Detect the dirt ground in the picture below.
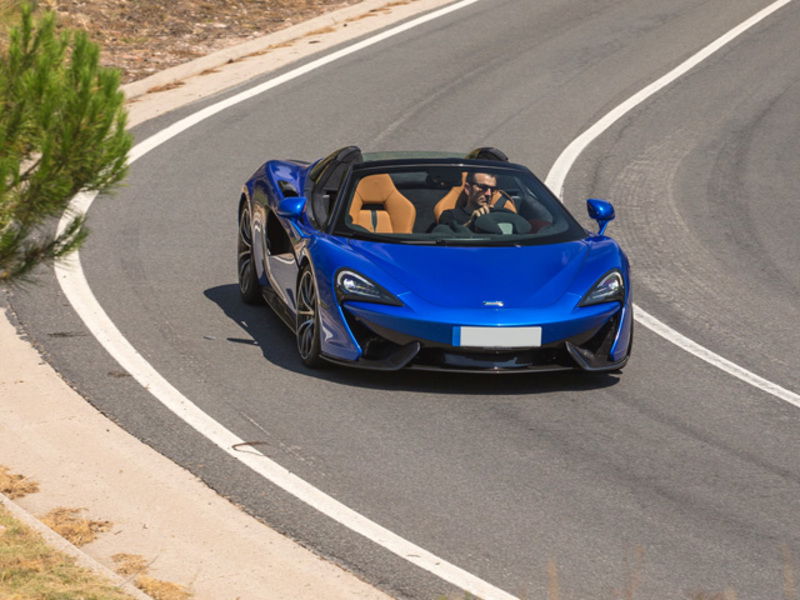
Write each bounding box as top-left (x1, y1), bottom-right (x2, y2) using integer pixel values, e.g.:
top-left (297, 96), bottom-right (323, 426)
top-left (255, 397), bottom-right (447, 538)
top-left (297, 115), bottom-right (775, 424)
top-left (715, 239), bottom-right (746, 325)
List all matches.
top-left (42, 0), bottom-right (366, 82)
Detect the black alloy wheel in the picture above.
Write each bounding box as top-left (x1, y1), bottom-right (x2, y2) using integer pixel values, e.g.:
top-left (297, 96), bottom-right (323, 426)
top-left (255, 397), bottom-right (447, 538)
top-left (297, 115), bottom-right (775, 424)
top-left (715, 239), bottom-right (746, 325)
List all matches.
top-left (237, 204), bottom-right (263, 305)
top-left (296, 265), bottom-right (325, 368)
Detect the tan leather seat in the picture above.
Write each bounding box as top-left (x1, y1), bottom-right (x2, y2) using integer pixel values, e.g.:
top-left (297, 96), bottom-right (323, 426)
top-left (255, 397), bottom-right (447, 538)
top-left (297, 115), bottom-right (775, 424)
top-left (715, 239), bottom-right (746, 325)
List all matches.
top-left (349, 174), bottom-right (416, 234)
top-left (432, 173), bottom-right (516, 222)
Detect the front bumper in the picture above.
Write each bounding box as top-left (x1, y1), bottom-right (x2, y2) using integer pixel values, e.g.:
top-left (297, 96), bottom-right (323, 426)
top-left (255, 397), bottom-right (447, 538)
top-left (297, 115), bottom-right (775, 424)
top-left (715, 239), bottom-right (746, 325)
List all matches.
top-left (321, 300), bottom-right (632, 373)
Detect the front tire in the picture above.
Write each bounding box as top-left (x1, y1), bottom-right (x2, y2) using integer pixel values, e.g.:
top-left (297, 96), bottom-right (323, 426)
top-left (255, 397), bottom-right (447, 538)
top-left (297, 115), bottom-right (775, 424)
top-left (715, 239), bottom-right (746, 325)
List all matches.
top-left (296, 265), bottom-right (325, 368)
top-left (237, 204), bottom-right (262, 305)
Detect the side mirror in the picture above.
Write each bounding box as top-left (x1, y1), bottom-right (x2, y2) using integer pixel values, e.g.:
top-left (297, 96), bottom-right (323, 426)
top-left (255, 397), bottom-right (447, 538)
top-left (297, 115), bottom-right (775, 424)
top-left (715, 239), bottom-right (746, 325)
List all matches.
top-left (277, 196), bottom-right (307, 218)
top-left (586, 198), bottom-right (615, 235)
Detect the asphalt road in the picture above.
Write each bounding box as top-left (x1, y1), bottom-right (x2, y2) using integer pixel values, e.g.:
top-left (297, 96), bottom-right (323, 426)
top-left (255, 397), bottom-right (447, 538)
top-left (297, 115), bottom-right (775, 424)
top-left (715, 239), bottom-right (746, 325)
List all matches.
top-left (10, 0), bottom-right (800, 598)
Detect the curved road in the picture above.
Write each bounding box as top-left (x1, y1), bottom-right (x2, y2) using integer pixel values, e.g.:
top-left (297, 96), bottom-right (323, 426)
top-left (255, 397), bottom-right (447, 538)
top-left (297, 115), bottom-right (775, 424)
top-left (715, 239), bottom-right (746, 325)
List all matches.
top-left (11, 0), bottom-right (800, 598)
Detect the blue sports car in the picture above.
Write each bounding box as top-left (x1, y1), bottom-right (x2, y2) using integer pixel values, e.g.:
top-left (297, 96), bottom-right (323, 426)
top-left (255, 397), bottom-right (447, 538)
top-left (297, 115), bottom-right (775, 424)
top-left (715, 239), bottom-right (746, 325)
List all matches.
top-left (237, 146), bottom-right (632, 373)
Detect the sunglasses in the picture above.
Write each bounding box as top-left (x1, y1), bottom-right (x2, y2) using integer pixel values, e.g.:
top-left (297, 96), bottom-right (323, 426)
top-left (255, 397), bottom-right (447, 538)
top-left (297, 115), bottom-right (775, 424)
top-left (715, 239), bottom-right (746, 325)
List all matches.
top-left (468, 182), bottom-right (497, 193)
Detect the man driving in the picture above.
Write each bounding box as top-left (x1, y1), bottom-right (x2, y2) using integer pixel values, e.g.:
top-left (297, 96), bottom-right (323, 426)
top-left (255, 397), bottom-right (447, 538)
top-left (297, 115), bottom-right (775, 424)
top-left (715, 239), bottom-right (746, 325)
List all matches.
top-left (438, 172), bottom-right (508, 229)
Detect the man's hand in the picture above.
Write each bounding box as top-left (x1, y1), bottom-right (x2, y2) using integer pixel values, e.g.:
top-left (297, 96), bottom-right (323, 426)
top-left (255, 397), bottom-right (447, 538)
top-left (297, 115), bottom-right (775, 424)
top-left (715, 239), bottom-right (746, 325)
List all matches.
top-left (467, 204), bottom-right (490, 224)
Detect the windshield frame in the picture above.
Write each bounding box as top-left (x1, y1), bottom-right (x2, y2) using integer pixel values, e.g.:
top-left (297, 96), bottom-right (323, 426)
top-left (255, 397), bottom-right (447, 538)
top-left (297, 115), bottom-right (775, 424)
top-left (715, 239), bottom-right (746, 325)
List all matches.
top-left (328, 158), bottom-right (587, 246)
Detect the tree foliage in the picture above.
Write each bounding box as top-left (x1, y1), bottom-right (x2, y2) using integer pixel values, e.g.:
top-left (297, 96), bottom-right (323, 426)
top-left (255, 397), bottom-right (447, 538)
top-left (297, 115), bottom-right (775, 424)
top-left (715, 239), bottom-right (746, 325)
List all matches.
top-left (0, 4), bottom-right (131, 283)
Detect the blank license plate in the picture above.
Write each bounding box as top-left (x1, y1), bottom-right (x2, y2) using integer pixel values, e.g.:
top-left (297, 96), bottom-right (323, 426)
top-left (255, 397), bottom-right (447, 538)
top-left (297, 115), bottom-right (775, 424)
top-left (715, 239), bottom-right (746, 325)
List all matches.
top-left (458, 326), bottom-right (542, 348)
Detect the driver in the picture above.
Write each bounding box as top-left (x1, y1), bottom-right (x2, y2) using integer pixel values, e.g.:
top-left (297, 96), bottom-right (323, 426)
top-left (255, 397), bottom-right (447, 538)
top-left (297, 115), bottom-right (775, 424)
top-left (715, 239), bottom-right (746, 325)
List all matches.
top-left (438, 172), bottom-right (508, 229)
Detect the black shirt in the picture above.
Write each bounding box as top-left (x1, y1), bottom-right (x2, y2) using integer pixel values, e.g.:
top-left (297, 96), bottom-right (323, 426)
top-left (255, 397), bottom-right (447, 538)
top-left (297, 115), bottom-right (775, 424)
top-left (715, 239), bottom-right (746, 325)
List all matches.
top-left (438, 207), bottom-right (472, 227)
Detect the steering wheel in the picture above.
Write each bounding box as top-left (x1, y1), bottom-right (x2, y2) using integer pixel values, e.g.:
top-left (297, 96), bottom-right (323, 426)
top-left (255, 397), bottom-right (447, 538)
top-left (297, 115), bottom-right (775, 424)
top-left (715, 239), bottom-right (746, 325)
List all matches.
top-left (472, 207), bottom-right (532, 234)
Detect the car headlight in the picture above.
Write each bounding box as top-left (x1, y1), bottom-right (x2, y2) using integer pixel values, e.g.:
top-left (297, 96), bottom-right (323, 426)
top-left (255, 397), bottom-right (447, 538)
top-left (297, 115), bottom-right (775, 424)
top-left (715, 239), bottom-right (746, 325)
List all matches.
top-left (579, 270), bottom-right (624, 306)
top-left (335, 270), bottom-right (402, 306)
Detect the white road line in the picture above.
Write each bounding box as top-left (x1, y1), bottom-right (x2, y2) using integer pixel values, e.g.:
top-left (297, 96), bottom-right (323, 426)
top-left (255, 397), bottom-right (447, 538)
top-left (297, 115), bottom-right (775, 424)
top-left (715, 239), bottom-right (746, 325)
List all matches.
top-left (56, 2), bottom-right (519, 599)
top-left (636, 307), bottom-right (800, 408)
top-left (545, 0), bottom-right (800, 410)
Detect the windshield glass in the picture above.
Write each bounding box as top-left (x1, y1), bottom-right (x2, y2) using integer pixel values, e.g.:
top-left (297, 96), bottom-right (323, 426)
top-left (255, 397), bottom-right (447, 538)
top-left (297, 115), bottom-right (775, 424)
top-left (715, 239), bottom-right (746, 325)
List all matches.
top-left (334, 164), bottom-right (586, 245)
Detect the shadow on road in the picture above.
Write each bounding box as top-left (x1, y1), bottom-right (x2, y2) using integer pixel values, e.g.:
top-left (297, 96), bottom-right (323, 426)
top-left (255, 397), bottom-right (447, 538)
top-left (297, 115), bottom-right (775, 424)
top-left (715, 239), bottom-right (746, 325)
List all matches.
top-left (204, 284), bottom-right (620, 396)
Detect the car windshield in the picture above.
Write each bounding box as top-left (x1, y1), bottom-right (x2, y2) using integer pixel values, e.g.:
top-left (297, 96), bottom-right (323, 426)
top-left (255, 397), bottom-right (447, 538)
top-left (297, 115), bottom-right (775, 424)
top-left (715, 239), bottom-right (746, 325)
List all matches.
top-left (333, 163), bottom-right (586, 246)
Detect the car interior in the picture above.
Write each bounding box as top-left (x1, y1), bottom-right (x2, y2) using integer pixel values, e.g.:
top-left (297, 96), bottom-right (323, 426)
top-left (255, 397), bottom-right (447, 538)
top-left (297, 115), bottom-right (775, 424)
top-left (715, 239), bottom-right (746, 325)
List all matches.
top-left (344, 167), bottom-right (557, 236)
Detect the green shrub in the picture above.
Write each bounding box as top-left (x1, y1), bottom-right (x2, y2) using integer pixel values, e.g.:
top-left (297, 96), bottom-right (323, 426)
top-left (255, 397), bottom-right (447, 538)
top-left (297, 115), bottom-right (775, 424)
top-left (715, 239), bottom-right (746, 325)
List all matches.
top-left (0, 3), bottom-right (131, 283)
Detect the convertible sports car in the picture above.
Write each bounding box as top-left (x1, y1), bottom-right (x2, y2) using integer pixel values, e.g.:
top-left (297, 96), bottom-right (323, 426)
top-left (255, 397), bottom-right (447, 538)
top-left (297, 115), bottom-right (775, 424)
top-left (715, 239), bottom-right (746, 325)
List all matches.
top-left (237, 146), bottom-right (632, 373)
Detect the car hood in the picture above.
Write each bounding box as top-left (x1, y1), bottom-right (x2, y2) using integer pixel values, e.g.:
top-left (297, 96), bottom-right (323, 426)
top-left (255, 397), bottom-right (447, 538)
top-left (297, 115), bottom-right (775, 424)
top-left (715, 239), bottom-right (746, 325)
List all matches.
top-left (345, 239), bottom-right (598, 309)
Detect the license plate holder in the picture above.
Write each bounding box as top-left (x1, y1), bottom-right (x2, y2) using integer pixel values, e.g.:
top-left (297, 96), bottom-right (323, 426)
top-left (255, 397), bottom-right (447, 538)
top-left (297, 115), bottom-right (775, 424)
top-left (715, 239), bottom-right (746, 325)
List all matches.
top-left (457, 326), bottom-right (542, 348)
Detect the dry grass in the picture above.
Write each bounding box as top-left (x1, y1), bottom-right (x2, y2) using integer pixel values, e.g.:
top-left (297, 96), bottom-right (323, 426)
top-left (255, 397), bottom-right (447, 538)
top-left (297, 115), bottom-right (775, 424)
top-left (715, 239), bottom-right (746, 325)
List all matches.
top-left (306, 24), bottom-right (337, 36)
top-left (113, 552), bottom-right (192, 599)
top-left (0, 465), bottom-right (40, 499)
top-left (39, 507), bottom-right (112, 546)
top-left (136, 575), bottom-right (192, 600)
top-left (0, 505), bottom-right (136, 600)
top-left (29, 510), bottom-right (192, 597)
top-left (242, 38), bottom-right (301, 59)
top-left (146, 80), bottom-right (187, 94)
top-left (112, 552), bottom-right (150, 576)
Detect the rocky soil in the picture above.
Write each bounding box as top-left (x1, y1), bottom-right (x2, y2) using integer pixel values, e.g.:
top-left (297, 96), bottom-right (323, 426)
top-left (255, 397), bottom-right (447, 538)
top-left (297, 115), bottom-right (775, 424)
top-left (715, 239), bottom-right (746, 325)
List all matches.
top-left (46, 0), bottom-right (365, 82)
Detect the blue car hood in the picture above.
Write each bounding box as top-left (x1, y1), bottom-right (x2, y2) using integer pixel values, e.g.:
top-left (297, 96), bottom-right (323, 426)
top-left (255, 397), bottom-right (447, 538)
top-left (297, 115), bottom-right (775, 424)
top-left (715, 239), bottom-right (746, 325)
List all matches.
top-left (345, 239), bottom-right (592, 309)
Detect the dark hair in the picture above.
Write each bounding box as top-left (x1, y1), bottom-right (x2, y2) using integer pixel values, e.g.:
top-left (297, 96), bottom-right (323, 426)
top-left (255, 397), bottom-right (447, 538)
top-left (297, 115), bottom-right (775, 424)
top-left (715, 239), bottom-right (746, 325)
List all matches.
top-left (466, 172), bottom-right (496, 185)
